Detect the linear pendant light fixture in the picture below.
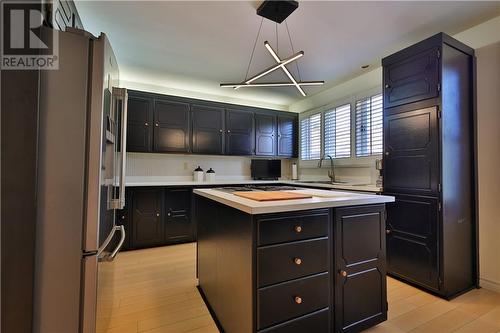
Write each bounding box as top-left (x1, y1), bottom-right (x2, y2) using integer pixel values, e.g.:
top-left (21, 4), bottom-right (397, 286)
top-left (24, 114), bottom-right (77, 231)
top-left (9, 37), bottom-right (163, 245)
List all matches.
top-left (220, 0), bottom-right (324, 97)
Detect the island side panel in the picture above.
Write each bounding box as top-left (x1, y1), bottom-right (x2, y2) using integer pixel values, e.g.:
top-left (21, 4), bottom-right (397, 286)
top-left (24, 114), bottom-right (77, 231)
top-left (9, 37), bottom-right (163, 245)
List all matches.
top-left (196, 196), bottom-right (254, 333)
top-left (333, 204), bottom-right (387, 333)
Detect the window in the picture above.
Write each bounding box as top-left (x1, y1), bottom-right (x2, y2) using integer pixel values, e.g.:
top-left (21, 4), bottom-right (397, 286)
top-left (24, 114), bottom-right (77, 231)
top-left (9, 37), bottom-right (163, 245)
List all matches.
top-left (300, 113), bottom-right (321, 160)
top-left (324, 104), bottom-right (351, 158)
top-left (355, 94), bottom-right (383, 156)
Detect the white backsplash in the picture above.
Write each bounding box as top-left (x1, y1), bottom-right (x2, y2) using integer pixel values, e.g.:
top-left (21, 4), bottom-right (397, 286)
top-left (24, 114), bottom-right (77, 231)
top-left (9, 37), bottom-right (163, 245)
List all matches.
top-left (126, 153), bottom-right (295, 181)
top-left (298, 165), bottom-right (379, 185)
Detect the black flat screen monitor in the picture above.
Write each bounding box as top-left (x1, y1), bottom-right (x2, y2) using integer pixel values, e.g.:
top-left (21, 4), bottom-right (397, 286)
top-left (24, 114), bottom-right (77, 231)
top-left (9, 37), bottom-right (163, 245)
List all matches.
top-left (251, 159), bottom-right (281, 180)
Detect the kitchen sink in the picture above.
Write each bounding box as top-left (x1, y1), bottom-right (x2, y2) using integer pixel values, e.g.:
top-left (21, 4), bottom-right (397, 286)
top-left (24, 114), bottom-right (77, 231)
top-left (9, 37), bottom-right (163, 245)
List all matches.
top-left (296, 180), bottom-right (350, 185)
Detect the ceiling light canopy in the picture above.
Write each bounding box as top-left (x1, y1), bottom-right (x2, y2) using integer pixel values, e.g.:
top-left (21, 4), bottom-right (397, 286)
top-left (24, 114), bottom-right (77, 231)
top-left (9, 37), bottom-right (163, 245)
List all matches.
top-left (220, 0), bottom-right (324, 97)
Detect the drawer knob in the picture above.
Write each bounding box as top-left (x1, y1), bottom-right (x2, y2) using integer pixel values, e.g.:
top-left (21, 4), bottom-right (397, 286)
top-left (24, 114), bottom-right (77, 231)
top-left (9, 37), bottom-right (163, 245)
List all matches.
top-left (294, 257), bottom-right (303, 265)
top-left (121, 215), bottom-right (125, 220)
top-left (386, 229), bottom-right (391, 234)
top-left (385, 84), bottom-right (390, 89)
top-left (340, 270), bottom-right (347, 277)
top-left (294, 225), bottom-right (302, 233)
top-left (294, 296), bottom-right (303, 304)
top-left (144, 122), bottom-right (149, 126)
top-left (156, 213), bottom-right (160, 217)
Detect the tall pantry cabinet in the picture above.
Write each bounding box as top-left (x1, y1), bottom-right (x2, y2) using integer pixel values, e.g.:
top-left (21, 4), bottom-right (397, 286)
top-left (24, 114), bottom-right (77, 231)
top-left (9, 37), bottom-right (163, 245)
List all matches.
top-left (382, 33), bottom-right (477, 299)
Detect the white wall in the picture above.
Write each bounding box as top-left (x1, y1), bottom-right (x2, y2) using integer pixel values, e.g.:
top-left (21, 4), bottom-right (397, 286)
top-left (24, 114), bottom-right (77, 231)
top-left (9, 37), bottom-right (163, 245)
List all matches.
top-left (126, 153), bottom-right (294, 181)
top-left (291, 15), bottom-right (500, 184)
top-left (476, 41), bottom-right (500, 293)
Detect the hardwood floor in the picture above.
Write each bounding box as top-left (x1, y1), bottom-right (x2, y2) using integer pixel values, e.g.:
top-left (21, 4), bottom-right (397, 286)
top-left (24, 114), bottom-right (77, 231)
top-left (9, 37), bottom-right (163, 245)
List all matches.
top-left (98, 243), bottom-right (500, 333)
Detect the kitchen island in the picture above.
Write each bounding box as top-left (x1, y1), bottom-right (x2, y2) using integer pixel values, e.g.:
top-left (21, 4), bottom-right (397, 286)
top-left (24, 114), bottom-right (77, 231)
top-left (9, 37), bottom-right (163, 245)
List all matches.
top-left (194, 188), bottom-right (394, 333)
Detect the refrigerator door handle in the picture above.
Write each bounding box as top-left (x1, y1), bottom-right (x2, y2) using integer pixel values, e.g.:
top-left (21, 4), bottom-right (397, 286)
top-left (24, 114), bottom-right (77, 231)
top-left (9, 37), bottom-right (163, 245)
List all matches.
top-left (109, 87), bottom-right (128, 210)
top-left (117, 87), bottom-right (128, 209)
top-left (98, 225), bottom-right (125, 262)
top-left (97, 224), bottom-right (119, 256)
top-left (109, 225), bottom-right (126, 260)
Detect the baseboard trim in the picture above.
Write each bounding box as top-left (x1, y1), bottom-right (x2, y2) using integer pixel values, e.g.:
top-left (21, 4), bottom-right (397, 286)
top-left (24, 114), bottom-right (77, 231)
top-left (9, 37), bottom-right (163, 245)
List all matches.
top-left (480, 277), bottom-right (500, 293)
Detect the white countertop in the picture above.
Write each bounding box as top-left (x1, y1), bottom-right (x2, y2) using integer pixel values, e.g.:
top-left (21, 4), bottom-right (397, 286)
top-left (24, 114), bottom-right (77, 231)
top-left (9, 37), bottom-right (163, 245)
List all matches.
top-left (125, 177), bottom-right (382, 193)
top-left (193, 188), bottom-right (394, 215)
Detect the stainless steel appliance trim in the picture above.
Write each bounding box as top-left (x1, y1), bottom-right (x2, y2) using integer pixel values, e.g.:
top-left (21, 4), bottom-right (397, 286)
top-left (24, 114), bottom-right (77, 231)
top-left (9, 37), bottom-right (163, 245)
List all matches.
top-left (81, 255), bottom-right (98, 333)
top-left (108, 87), bottom-right (128, 210)
top-left (84, 33), bottom-right (106, 252)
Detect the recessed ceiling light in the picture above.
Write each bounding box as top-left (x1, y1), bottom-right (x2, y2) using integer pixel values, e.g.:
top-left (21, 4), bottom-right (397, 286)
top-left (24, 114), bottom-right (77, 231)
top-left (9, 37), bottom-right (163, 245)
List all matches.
top-left (361, 64), bottom-right (370, 69)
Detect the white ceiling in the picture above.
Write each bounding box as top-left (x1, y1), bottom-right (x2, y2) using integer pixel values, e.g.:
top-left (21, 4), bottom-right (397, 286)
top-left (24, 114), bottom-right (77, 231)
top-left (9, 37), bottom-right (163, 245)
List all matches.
top-left (76, 1), bottom-right (500, 107)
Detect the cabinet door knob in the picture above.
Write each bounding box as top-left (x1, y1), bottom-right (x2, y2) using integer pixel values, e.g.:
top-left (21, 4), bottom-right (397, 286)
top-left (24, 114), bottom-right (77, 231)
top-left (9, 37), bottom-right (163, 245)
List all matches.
top-left (386, 229), bottom-right (391, 234)
top-left (144, 122), bottom-right (149, 126)
top-left (294, 225), bottom-right (302, 233)
top-left (155, 123), bottom-right (159, 127)
top-left (294, 257), bottom-right (302, 265)
top-left (227, 129), bottom-right (231, 133)
top-left (385, 151), bottom-right (390, 156)
top-left (167, 212), bottom-right (171, 217)
top-left (294, 296), bottom-right (303, 304)
top-left (340, 270), bottom-right (347, 277)
top-left (219, 129), bottom-right (223, 133)
top-left (156, 213), bottom-right (160, 217)
top-left (121, 215), bottom-right (125, 220)
top-left (385, 84), bottom-right (390, 89)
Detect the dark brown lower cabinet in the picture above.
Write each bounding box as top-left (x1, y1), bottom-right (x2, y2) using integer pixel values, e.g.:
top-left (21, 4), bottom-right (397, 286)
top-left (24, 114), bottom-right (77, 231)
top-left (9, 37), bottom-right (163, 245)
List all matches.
top-left (334, 205), bottom-right (387, 333)
top-left (196, 197), bottom-right (388, 333)
top-left (165, 188), bottom-right (194, 243)
top-left (122, 187), bottom-right (194, 249)
top-left (131, 188), bottom-right (164, 248)
top-left (385, 193), bottom-right (439, 291)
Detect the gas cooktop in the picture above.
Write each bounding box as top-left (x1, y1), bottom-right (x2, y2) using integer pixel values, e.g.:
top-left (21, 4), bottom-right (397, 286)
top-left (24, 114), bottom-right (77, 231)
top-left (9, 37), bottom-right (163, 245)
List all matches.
top-left (215, 185), bottom-right (298, 193)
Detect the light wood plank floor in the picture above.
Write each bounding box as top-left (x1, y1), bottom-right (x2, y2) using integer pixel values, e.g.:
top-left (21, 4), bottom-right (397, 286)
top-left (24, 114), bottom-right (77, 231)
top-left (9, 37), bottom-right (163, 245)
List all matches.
top-left (97, 243), bottom-right (500, 333)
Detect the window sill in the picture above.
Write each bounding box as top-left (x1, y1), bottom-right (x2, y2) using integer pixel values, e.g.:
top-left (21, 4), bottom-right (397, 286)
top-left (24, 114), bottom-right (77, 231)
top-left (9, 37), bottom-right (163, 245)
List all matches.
top-left (299, 155), bottom-right (381, 169)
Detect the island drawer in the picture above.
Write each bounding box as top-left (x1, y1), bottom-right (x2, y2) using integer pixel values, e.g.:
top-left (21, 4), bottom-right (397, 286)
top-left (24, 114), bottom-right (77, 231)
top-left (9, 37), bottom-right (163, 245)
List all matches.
top-left (257, 272), bottom-right (330, 330)
top-left (257, 209), bottom-right (329, 246)
top-left (258, 238), bottom-right (329, 287)
top-left (258, 308), bottom-right (330, 333)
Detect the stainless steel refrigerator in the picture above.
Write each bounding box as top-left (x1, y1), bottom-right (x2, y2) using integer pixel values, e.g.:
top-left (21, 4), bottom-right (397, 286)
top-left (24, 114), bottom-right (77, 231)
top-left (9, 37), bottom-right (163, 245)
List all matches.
top-left (33, 27), bottom-right (128, 333)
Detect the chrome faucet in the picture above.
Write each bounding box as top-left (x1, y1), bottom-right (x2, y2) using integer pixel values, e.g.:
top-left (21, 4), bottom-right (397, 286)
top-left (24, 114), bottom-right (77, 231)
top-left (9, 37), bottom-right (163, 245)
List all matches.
top-left (318, 154), bottom-right (336, 183)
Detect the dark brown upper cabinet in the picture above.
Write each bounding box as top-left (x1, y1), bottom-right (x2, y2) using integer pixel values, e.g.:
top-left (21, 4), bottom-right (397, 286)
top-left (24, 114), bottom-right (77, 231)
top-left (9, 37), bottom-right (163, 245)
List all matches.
top-left (192, 104), bottom-right (225, 155)
top-left (255, 113), bottom-right (277, 156)
top-left (127, 95), bottom-right (153, 152)
top-left (277, 114), bottom-right (298, 157)
top-left (153, 98), bottom-right (190, 153)
top-left (383, 46), bottom-right (440, 109)
top-left (225, 108), bottom-right (255, 155)
top-left (125, 90), bottom-right (298, 158)
top-left (383, 106), bottom-right (439, 196)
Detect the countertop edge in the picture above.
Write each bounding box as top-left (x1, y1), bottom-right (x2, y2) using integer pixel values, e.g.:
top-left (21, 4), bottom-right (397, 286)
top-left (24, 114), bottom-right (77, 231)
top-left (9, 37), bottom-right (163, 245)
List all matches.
top-left (193, 189), bottom-right (394, 215)
top-left (125, 178), bottom-right (383, 193)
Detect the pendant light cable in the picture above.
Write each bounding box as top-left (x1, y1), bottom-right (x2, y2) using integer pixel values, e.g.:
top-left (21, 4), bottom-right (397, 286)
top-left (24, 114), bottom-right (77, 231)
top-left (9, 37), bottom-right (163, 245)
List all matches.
top-left (244, 17), bottom-right (264, 81)
top-left (275, 22), bottom-right (279, 56)
top-left (285, 20), bottom-right (302, 81)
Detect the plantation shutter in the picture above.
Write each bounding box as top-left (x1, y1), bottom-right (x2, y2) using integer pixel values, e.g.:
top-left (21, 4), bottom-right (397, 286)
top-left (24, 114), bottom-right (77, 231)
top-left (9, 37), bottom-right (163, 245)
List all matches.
top-left (300, 113), bottom-right (321, 160)
top-left (324, 104), bottom-right (351, 158)
top-left (355, 94), bottom-right (383, 156)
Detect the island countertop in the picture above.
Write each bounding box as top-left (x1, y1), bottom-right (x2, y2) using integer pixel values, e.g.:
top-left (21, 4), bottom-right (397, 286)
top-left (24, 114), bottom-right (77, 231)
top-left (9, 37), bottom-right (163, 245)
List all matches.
top-left (193, 188), bottom-right (394, 214)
